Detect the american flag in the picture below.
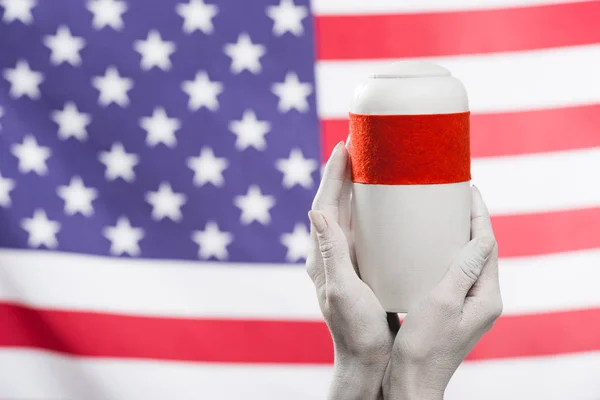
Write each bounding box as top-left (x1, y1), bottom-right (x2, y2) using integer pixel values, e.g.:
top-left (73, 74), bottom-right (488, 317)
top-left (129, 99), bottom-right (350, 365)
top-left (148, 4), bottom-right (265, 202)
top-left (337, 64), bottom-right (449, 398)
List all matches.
top-left (0, 0), bottom-right (599, 398)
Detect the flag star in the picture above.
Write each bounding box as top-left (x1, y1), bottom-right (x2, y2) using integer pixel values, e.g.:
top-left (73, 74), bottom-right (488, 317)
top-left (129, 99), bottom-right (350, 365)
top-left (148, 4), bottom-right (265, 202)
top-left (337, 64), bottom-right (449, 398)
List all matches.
top-left (52, 102), bottom-right (91, 141)
top-left (234, 185), bottom-right (276, 225)
top-left (229, 110), bottom-right (270, 151)
top-left (271, 72), bottom-right (312, 113)
top-left (0, 172), bottom-right (15, 207)
top-left (192, 221), bottom-right (232, 260)
top-left (139, 107), bottom-right (181, 148)
top-left (43, 25), bottom-right (86, 66)
top-left (11, 135), bottom-right (51, 175)
top-left (281, 223), bottom-right (310, 262)
top-left (223, 33), bottom-right (266, 75)
top-left (87, 0), bottom-right (127, 30)
top-left (276, 148), bottom-right (318, 189)
top-left (3, 60), bottom-right (44, 100)
top-left (57, 176), bottom-right (98, 217)
top-left (134, 30), bottom-right (176, 71)
top-left (21, 209), bottom-right (60, 249)
top-left (0, 0), bottom-right (36, 24)
top-left (145, 182), bottom-right (187, 222)
top-left (176, 0), bottom-right (218, 35)
top-left (181, 71), bottom-right (222, 111)
top-left (98, 142), bottom-right (139, 182)
top-left (266, 0), bottom-right (308, 37)
top-left (92, 66), bottom-right (133, 107)
top-left (103, 216), bottom-right (144, 256)
top-left (187, 147), bottom-right (228, 187)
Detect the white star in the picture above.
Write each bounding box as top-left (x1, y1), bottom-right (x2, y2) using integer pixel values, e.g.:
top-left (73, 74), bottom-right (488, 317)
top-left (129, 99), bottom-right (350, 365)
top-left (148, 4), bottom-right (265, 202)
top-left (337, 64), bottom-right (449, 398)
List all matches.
top-left (276, 148), bottom-right (318, 189)
top-left (57, 176), bottom-right (98, 217)
top-left (51, 102), bottom-right (91, 141)
top-left (98, 142), bottom-right (139, 182)
top-left (0, 106), bottom-right (4, 131)
top-left (3, 60), bottom-right (44, 100)
top-left (271, 72), bottom-right (312, 113)
top-left (87, 0), bottom-right (127, 30)
top-left (139, 107), bottom-right (181, 148)
top-left (176, 0), bottom-right (218, 35)
top-left (0, 0), bottom-right (36, 24)
top-left (229, 110), bottom-right (270, 151)
top-left (266, 0), bottom-right (307, 37)
top-left (92, 66), bottom-right (133, 107)
top-left (234, 185), bottom-right (276, 225)
top-left (186, 147), bottom-right (228, 187)
top-left (223, 33), bottom-right (266, 75)
top-left (134, 30), bottom-right (176, 71)
top-left (145, 182), bottom-right (187, 222)
top-left (191, 221), bottom-right (232, 260)
top-left (0, 171), bottom-right (15, 208)
top-left (103, 216), bottom-right (144, 256)
top-left (43, 25), bottom-right (86, 66)
top-left (11, 135), bottom-right (51, 175)
top-left (280, 223), bottom-right (310, 262)
top-left (21, 209), bottom-right (60, 249)
top-left (181, 71), bottom-right (222, 111)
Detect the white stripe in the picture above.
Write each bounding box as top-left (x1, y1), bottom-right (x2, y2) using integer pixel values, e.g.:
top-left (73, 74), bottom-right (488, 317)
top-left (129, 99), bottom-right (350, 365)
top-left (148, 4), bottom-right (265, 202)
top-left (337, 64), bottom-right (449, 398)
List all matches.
top-left (311, 0), bottom-right (592, 15)
top-left (1, 248), bottom-right (600, 318)
top-left (316, 44), bottom-right (600, 118)
top-left (1, 348), bottom-right (599, 400)
top-left (472, 147), bottom-right (600, 215)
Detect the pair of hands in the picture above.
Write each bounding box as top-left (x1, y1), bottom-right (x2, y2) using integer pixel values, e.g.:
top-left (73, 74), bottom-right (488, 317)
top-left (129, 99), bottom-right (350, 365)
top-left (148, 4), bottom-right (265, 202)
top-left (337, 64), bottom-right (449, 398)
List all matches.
top-left (306, 142), bottom-right (503, 400)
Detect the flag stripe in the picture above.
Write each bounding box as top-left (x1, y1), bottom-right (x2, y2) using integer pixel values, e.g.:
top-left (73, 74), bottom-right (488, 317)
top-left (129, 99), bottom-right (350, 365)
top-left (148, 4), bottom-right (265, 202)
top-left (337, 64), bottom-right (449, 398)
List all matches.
top-left (0, 349), bottom-right (333, 400)
top-left (2, 249), bottom-right (600, 319)
top-left (472, 147), bottom-right (600, 215)
top-left (315, 1), bottom-right (600, 60)
top-left (315, 44), bottom-right (600, 118)
top-left (2, 349), bottom-right (599, 400)
top-left (321, 104), bottom-right (600, 161)
top-left (1, 302), bottom-right (599, 363)
top-left (311, 0), bottom-right (594, 15)
top-left (493, 207), bottom-right (600, 257)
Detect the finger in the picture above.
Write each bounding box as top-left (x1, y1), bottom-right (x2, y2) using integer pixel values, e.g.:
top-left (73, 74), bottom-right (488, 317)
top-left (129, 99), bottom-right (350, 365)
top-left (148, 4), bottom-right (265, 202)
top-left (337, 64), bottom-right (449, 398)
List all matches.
top-left (306, 225), bottom-right (326, 304)
top-left (432, 236), bottom-right (496, 306)
top-left (466, 186), bottom-right (501, 299)
top-left (312, 142), bottom-right (348, 222)
top-left (308, 210), bottom-right (356, 295)
top-left (338, 145), bottom-right (352, 233)
top-left (307, 142), bottom-right (348, 303)
top-left (471, 185), bottom-right (494, 240)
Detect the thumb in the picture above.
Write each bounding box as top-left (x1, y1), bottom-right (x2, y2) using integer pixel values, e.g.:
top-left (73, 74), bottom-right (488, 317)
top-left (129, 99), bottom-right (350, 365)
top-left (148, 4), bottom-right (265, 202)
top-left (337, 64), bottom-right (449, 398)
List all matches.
top-left (308, 210), bottom-right (355, 288)
top-left (434, 236), bottom-right (496, 304)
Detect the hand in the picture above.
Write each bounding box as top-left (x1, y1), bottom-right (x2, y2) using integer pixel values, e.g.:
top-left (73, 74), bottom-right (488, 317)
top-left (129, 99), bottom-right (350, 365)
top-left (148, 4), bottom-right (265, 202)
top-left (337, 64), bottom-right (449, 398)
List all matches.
top-left (307, 142), bottom-right (397, 400)
top-left (384, 186), bottom-right (503, 400)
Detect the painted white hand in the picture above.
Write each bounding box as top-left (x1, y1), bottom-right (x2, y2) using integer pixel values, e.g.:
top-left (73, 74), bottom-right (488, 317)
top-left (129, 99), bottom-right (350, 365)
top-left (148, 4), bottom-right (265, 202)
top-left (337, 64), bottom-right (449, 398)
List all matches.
top-left (307, 142), bottom-right (397, 400)
top-left (384, 186), bottom-right (503, 400)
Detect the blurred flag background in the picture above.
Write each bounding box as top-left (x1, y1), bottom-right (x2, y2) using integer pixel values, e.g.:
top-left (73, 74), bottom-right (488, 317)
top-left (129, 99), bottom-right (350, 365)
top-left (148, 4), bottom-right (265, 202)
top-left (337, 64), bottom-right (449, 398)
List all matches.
top-left (0, 0), bottom-right (599, 398)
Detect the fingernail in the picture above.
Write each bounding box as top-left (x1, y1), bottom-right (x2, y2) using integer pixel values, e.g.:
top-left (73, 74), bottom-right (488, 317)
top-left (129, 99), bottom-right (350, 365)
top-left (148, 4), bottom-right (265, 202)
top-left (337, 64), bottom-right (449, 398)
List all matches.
top-left (478, 236), bottom-right (495, 260)
top-left (308, 210), bottom-right (328, 234)
top-left (332, 141), bottom-right (344, 156)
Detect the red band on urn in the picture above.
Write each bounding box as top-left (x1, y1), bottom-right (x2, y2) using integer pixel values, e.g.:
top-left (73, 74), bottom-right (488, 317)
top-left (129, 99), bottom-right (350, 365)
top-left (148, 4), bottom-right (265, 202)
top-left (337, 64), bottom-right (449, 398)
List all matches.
top-left (349, 112), bottom-right (471, 185)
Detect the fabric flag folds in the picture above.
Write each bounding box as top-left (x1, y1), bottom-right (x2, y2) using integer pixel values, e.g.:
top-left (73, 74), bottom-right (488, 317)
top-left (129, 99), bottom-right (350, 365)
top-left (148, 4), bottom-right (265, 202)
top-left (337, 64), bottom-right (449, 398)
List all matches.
top-left (0, 0), bottom-right (599, 398)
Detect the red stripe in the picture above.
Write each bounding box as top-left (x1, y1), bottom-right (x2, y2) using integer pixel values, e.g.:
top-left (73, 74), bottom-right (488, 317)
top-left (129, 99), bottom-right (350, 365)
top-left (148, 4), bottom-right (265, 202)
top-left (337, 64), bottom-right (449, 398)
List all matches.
top-left (321, 104), bottom-right (600, 162)
top-left (468, 308), bottom-right (600, 360)
top-left (315, 1), bottom-right (600, 60)
top-left (0, 303), bottom-right (598, 363)
top-left (493, 207), bottom-right (600, 258)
